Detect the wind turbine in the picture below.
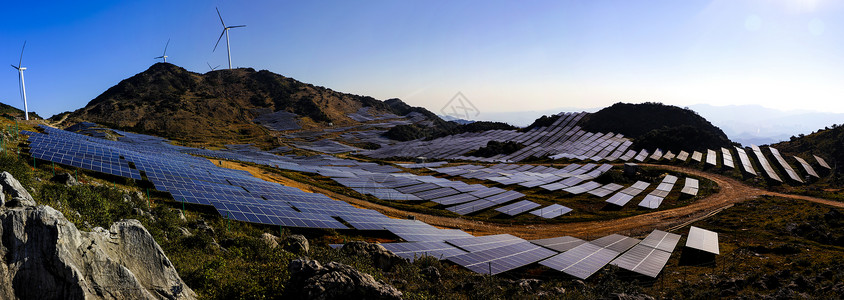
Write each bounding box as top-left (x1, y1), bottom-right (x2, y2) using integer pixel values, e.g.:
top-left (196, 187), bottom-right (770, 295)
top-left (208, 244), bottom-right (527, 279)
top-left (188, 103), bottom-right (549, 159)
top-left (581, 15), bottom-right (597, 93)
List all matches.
top-left (10, 41), bottom-right (29, 120)
top-left (155, 39), bottom-right (170, 62)
top-left (207, 62), bottom-right (220, 71)
top-left (213, 7), bottom-right (246, 70)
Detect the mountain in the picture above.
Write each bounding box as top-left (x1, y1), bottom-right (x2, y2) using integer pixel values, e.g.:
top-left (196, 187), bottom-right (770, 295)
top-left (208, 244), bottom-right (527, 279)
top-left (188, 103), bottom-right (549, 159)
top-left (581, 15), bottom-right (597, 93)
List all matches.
top-left (688, 104), bottom-right (844, 146)
top-left (579, 102), bottom-right (733, 152)
top-left (53, 63), bottom-right (434, 145)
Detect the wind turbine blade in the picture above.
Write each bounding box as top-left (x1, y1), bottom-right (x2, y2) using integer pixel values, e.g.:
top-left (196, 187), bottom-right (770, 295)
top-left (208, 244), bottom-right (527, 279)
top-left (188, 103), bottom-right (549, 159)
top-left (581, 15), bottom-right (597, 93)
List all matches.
top-left (163, 38), bottom-right (170, 55)
top-left (11, 64), bottom-right (18, 70)
top-left (18, 41), bottom-right (26, 67)
top-left (213, 30), bottom-right (226, 52)
top-left (216, 7), bottom-right (226, 28)
top-left (229, 25), bottom-right (246, 29)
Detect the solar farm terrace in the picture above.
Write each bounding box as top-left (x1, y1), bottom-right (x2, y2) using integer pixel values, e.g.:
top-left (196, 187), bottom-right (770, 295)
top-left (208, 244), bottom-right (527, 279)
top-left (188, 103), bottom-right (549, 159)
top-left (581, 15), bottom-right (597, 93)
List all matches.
top-left (20, 118), bottom-right (831, 280)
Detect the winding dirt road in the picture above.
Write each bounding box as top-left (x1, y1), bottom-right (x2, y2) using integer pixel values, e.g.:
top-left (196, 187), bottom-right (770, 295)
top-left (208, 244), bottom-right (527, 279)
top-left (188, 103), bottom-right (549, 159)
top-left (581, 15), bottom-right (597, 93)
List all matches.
top-left (222, 161), bottom-right (842, 240)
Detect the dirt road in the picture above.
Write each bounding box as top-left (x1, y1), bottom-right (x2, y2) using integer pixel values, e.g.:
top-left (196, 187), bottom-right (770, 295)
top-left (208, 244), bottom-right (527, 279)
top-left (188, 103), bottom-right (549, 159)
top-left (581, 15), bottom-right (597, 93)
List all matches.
top-left (222, 161), bottom-right (842, 240)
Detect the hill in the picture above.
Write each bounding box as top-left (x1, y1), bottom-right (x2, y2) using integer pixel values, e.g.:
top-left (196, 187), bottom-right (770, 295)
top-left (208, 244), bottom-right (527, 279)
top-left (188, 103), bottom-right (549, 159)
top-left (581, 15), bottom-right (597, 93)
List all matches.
top-left (772, 125), bottom-right (842, 178)
top-left (53, 63), bottom-right (438, 145)
top-left (579, 102), bottom-right (733, 152)
top-left (0, 101), bottom-right (42, 120)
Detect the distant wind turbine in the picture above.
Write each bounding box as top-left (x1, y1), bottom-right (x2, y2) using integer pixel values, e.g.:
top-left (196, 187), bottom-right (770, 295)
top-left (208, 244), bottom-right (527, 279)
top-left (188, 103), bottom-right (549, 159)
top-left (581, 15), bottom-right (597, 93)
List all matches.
top-left (10, 41), bottom-right (29, 120)
top-left (155, 39), bottom-right (170, 62)
top-left (207, 62), bottom-right (220, 71)
top-left (213, 7), bottom-right (246, 70)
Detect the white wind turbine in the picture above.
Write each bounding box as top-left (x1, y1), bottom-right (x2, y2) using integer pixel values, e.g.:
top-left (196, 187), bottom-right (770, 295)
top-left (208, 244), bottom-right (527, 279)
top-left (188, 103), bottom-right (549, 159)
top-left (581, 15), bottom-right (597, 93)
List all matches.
top-left (10, 41), bottom-right (29, 120)
top-left (155, 39), bottom-right (170, 62)
top-left (213, 7), bottom-right (246, 70)
top-left (207, 62), bottom-right (220, 71)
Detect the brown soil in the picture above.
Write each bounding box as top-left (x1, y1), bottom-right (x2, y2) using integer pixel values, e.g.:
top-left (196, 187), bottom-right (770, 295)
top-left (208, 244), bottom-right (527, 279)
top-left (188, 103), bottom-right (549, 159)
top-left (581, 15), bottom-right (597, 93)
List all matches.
top-left (217, 160), bottom-right (843, 240)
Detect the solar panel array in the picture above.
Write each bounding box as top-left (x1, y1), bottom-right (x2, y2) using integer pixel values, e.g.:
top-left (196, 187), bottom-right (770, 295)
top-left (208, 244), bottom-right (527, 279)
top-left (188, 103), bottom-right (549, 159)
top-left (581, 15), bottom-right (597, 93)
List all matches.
top-left (815, 155), bottom-right (831, 169)
top-left (539, 234), bottom-right (639, 279)
top-left (686, 226), bottom-right (720, 255)
top-left (364, 112), bottom-right (632, 163)
top-left (691, 151), bottom-right (703, 163)
top-left (610, 230), bottom-right (681, 277)
top-left (751, 145), bottom-right (782, 182)
top-left (768, 147), bottom-right (802, 183)
top-left (705, 149), bottom-right (717, 166)
top-left (680, 178), bottom-right (699, 196)
top-left (606, 181), bottom-right (649, 207)
top-left (638, 175), bottom-right (678, 209)
top-left (676, 151), bottom-right (689, 162)
top-left (721, 147), bottom-right (735, 168)
top-left (530, 204), bottom-right (573, 219)
top-left (793, 156), bottom-right (819, 178)
top-left (734, 147), bottom-right (757, 175)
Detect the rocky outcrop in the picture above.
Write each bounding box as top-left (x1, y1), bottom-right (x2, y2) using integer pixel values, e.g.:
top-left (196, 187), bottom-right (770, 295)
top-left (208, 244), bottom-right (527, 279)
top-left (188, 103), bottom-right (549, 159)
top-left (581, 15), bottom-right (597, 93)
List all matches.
top-left (51, 173), bottom-right (80, 187)
top-left (0, 171), bottom-right (36, 207)
top-left (288, 259), bottom-right (402, 300)
top-left (282, 234), bottom-right (309, 253)
top-left (0, 204), bottom-right (196, 299)
top-left (340, 241), bottom-right (406, 271)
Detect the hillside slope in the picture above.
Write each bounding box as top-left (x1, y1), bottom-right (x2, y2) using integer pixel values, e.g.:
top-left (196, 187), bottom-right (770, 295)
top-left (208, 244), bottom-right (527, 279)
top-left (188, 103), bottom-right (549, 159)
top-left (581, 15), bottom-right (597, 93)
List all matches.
top-left (54, 63), bottom-right (429, 145)
top-left (579, 102), bottom-right (733, 151)
top-left (773, 125), bottom-right (841, 177)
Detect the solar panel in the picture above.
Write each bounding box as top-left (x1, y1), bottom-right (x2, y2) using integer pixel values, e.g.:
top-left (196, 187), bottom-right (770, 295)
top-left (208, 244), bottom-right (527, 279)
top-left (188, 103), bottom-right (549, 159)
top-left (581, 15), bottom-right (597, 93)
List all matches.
top-left (379, 241), bottom-right (468, 261)
top-left (530, 236), bottom-right (586, 252)
top-left (691, 151), bottom-right (703, 162)
top-left (495, 200), bottom-right (541, 216)
top-left (676, 151), bottom-right (689, 162)
top-left (610, 244), bottom-right (672, 278)
top-left (751, 145), bottom-right (782, 182)
top-left (638, 230), bottom-right (681, 252)
top-left (446, 234), bottom-right (525, 252)
top-left (446, 199), bottom-right (497, 215)
top-left (734, 147), bottom-right (757, 175)
top-left (447, 241), bottom-right (558, 275)
top-left (705, 149), bottom-right (717, 166)
top-left (539, 242), bottom-right (620, 280)
top-left (431, 193), bottom-right (479, 205)
top-left (388, 226), bottom-right (474, 242)
top-left (587, 183), bottom-right (624, 197)
top-left (680, 178), bottom-right (699, 196)
top-left (793, 156), bottom-right (819, 178)
top-left (768, 147), bottom-right (802, 183)
top-left (589, 234), bottom-right (640, 253)
top-left (815, 155), bottom-right (831, 169)
top-left (686, 226), bottom-right (720, 255)
top-left (530, 204), bottom-right (572, 219)
top-left (721, 147), bottom-right (735, 169)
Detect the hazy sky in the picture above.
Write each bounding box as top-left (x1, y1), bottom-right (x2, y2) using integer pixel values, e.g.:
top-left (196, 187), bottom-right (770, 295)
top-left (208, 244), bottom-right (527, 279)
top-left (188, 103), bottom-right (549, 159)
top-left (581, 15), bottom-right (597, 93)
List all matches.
top-left (2, 0), bottom-right (843, 119)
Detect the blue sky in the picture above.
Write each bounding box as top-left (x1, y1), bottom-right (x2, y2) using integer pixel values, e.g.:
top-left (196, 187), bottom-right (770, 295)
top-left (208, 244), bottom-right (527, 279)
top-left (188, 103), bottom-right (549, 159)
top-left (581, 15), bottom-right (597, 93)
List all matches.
top-left (2, 0), bottom-right (843, 120)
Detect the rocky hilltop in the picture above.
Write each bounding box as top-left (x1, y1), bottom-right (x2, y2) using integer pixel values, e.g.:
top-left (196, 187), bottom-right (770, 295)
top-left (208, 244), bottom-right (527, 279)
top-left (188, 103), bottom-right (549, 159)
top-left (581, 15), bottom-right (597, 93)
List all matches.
top-left (54, 63), bottom-right (437, 145)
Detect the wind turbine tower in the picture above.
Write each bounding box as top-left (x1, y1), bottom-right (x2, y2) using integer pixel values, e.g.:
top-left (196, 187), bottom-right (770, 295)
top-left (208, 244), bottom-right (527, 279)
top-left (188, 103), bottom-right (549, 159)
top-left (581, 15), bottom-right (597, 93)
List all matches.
top-left (155, 39), bottom-right (170, 62)
top-left (10, 41), bottom-right (29, 120)
top-left (213, 7), bottom-right (246, 70)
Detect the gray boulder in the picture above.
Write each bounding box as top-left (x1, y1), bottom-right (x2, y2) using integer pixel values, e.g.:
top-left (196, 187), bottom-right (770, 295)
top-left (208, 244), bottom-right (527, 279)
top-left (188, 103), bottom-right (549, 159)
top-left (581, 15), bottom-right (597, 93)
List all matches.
top-left (0, 205), bottom-right (196, 299)
top-left (341, 241), bottom-right (407, 271)
top-left (288, 258), bottom-right (402, 300)
top-left (262, 233), bottom-right (280, 249)
top-left (282, 234), bottom-right (309, 253)
top-left (51, 173), bottom-right (79, 187)
top-left (0, 172), bottom-right (35, 207)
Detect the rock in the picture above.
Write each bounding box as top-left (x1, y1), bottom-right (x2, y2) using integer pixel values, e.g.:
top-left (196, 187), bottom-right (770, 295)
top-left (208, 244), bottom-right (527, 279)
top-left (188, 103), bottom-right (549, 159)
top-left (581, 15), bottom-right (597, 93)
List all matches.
top-left (340, 241), bottom-right (407, 271)
top-left (420, 266), bottom-right (440, 282)
top-left (0, 172), bottom-right (36, 207)
top-left (176, 209), bottom-right (187, 222)
top-left (288, 258), bottom-right (402, 300)
top-left (262, 233), bottom-right (280, 249)
top-left (178, 227), bottom-right (193, 237)
top-left (51, 173), bottom-right (79, 186)
top-left (282, 234), bottom-right (309, 253)
top-left (122, 194), bottom-right (132, 203)
top-left (0, 205), bottom-right (196, 299)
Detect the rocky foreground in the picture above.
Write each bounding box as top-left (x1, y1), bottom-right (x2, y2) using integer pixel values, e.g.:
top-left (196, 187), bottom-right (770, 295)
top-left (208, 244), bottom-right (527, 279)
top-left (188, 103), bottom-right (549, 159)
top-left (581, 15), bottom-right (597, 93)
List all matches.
top-left (0, 172), bottom-right (195, 300)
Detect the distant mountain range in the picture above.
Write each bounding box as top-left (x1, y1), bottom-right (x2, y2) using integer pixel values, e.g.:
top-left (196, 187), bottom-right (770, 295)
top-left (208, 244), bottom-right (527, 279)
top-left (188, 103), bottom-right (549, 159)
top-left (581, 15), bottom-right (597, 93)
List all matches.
top-left (687, 104), bottom-right (844, 146)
